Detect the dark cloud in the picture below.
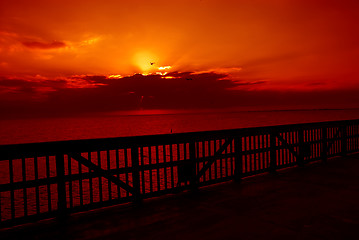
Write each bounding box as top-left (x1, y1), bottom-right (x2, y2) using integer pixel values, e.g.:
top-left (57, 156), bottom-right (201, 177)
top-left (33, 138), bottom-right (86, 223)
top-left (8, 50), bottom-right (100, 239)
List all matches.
top-left (22, 40), bottom-right (66, 49)
top-left (0, 72), bottom-right (358, 119)
top-left (0, 78), bottom-right (33, 87)
top-left (72, 75), bottom-right (108, 83)
top-left (0, 78), bottom-right (67, 89)
top-left (44, 72), bottom-right (237, 112)
top-left (235, 80), bottom-right (267, 86)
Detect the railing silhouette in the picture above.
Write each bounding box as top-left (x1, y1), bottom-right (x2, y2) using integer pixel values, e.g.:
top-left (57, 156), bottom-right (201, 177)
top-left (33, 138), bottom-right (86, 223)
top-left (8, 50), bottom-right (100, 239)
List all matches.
top-left (0, 119), bottom-right (358, 228)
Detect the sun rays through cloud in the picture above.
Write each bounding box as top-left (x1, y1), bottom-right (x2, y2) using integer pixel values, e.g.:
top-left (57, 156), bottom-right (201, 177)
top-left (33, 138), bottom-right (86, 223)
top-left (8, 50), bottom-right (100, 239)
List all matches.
top-left (0, 0), bottom-right (358, 118)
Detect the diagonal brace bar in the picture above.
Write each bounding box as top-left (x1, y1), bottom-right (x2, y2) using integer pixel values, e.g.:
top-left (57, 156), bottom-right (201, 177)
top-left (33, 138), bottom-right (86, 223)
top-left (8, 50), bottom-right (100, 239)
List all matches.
top-left (68, 153), bottom-right (134, 194)
top-left (275, 133), bottom-right (299, 159)
top-left (196, 137), bottom-right (234, 181)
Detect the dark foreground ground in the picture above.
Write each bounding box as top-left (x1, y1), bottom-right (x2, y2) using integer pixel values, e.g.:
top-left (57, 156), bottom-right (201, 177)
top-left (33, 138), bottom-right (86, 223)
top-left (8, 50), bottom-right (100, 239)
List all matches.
top-left (2, 154), bottom-right (359, 240)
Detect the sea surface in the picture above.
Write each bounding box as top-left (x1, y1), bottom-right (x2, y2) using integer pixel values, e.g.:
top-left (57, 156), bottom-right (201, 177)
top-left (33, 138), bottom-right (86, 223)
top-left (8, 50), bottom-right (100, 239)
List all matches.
top-left (1, 109), bottom-right (359, 145)
top-left (1, 108), bottom-right (359, 221)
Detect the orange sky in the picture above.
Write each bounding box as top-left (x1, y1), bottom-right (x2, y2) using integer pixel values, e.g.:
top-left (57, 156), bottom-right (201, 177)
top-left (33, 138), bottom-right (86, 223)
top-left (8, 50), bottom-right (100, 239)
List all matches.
top-left (1, 0), bottom-right (359, 117)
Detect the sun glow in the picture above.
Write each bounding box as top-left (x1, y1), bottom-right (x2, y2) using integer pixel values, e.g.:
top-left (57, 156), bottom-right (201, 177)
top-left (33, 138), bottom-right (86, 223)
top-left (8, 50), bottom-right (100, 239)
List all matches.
top-left (132, 52), bottom-right (174, 76)
top-left (158, 66), bottom-right (171, 70)
top-left (133, 52), bottom-right (159, 72)
top-left (107, 74), bottom-right (122, 79)
top-left (155, 71), bottom-right (168, 75)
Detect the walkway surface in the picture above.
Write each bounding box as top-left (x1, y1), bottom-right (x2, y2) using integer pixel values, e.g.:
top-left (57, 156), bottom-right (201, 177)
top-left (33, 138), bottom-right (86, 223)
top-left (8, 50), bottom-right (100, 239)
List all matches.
top-left (2, 154), bottom-right (359, 240)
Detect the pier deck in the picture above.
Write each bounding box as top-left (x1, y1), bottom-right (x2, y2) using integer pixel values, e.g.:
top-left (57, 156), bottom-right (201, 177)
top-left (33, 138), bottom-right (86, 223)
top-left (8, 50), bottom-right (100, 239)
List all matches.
top-left (3, 153), bottom-right (359, 240)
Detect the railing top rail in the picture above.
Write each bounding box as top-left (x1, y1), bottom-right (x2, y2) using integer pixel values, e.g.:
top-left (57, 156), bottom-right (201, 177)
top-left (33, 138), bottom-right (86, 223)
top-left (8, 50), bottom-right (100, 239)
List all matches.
top-left (0, 119), bottom-right (358, 160)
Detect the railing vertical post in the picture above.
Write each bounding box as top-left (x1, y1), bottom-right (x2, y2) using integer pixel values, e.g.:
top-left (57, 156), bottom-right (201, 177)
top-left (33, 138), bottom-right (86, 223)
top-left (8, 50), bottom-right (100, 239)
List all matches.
top-left (270, 131), bottom-right (277, 173)
top-left (322, 127), bottom-right (327, 163)
top-left (55, 153), bottom-right (67, 220)
top-left (298, 129), bottom-right (305, 167)
top-left (234, 136), bottom-right (242, 182)
top-left (341, 125), bottom-right (347, 156)
top-left (189, 141), bottom-right (198, 190)
top-left (131, 145), bottom-right (142, 203)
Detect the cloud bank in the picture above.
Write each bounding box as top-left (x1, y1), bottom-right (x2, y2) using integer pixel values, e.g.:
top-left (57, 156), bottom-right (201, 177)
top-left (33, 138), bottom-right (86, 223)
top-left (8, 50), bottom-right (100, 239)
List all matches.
top-left (1, 72), bottom-right (358, 119)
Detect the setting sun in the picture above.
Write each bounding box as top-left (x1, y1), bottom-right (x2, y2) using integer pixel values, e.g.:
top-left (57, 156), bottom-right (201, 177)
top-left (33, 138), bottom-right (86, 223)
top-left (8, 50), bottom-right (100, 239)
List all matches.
top-left (133, 52), bottom-right (159, 73)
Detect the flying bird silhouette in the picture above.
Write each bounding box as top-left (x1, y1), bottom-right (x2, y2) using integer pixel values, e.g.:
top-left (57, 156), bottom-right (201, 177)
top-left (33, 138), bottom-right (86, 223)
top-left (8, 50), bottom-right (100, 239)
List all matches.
top-left (150, 62), bottom-right (155, 65)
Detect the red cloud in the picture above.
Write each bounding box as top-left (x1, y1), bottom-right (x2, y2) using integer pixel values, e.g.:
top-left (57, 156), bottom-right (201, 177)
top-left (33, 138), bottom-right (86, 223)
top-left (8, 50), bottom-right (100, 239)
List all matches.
top-left (22, 41), bottom-right (66, 49)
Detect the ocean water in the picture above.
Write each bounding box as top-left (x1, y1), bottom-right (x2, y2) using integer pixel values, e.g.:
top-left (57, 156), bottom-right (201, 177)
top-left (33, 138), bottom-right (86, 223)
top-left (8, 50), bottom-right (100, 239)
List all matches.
top-left (1, 109), bottom-right (359, 145)
top-left (1, 108), bottom-right (359, 222)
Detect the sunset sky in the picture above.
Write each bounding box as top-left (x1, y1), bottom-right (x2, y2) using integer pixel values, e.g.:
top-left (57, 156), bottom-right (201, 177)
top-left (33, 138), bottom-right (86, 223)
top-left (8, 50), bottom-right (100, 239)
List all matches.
top-left (1, 0), bottom-right (359, 118)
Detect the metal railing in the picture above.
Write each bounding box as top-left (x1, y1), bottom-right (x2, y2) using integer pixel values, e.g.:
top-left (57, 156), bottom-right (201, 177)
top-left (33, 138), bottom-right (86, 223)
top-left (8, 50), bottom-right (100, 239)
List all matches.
top-left (0, 119), bottom-right (358, 228)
